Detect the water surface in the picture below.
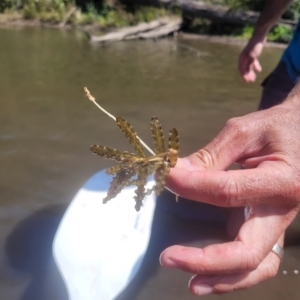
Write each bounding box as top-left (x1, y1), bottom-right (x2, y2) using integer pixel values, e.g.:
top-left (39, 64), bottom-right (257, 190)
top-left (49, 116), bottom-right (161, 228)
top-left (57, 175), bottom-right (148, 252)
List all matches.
top-left (0, 27), bottom-right (299, 300)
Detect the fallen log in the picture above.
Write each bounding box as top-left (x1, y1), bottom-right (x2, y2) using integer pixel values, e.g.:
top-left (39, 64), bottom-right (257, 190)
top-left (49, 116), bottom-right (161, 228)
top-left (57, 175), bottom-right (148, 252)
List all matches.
top-left (87, 17), bottom-right (181, 43)
top-left (136, 19), bottom-right (181, 39)
top-left (121, 0), bottom-right (297, 27)
top-left (88, 19), bottom-right (166, 42)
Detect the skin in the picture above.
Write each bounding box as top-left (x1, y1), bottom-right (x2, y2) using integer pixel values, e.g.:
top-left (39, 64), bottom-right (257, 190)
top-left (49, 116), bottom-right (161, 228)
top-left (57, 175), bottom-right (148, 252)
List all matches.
top-left (160, 1), bottom-right (298, 295)
top-left (160, 81), bottom-right (300, 296)
top-left (239, 0), bottom-right (293, 82)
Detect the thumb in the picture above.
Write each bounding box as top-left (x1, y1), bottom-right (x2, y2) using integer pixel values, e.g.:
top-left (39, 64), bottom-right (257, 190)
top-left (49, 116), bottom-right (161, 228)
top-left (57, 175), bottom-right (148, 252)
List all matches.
top-left (253, 59), bottom-right (262, 73)
top-left (182, 116), bottom-right (260, 172)
top-left (166, 114), bottom-right (276, 206)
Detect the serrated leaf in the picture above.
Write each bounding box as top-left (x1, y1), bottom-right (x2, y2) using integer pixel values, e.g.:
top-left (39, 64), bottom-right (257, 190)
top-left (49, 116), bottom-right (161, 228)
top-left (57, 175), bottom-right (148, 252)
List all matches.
top-left (150, 116), bottom-right (166, 155)
top-left (168, 128), bottom-right (179, 151)
top-left (168, 128), bottom-right (179, 167)
top-left (91, 145), bottom-right (140, 163)
top-left (91, 116), bottom-right (179, 211)
top-left (103, 166), bottom-right (138, 203)
top-left (148, 163), bottom-right (170, 196)
top-left (133, 168), bottom-right (148, 211)
top-left (90, 145), bottom-right (124, 161)
top-left (116, 116), bottom-right (146, 158)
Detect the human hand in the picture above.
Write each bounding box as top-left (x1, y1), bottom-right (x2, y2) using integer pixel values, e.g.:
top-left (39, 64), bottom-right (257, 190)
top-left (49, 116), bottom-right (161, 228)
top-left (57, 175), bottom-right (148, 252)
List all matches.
top-left (160, 95), bottom-right (300, 294)
top-left (160, 203), bottom-right (298, 295)
top-left (239, 38), bottom-right (265, 83)
top-left (166, 97), bottom-right (300, 207)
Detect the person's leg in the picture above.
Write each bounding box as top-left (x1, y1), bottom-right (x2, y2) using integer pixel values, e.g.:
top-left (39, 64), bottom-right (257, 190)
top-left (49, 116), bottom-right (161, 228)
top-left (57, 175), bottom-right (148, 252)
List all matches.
top-left (259, 60), bottom-right (295, 110)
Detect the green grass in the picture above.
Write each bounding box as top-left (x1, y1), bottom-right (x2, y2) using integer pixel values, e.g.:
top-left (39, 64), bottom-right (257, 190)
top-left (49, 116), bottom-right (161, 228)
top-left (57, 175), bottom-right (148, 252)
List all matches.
top-left (267, 25), bottom-right (293, 43)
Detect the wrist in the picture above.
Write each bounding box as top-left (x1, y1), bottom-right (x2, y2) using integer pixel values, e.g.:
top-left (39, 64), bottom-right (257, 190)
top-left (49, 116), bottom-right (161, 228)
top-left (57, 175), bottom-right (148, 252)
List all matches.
top-left (248, 34), bottom-right (267, 46)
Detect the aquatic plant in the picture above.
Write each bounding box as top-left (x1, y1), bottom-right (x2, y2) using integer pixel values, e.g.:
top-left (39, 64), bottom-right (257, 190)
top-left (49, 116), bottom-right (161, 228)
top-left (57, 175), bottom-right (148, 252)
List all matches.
top-left (84, 88), bottom-right (179, 211)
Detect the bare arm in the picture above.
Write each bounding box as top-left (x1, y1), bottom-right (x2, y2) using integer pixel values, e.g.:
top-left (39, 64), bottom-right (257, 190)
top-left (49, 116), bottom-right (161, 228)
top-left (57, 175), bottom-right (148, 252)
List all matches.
top-left (250, 0), bottom-right (293, 42)
top-left (239, 0), bottom-right (293, 82)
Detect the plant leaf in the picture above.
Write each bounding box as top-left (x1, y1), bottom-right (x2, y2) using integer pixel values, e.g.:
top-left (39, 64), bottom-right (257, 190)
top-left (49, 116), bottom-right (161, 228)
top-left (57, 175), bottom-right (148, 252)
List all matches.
top-left (168, 128), bottom-right (179, 167)
top-left (90, 145), bottom-right (124, 161)
top-left (116, 117), bottom-right (146, 158)
top-left (150, 116), bottom-right (166, 155)
top-left (91, 145), bottom-right (139, 162)
top-left (152, 163), bottom-right (170, 196)
top-left (90, 116), bottom-right (179, 211)
top-left (103, 165), bottom-right (139, 203)
top-left (133, 167), bottom-right (148, 211)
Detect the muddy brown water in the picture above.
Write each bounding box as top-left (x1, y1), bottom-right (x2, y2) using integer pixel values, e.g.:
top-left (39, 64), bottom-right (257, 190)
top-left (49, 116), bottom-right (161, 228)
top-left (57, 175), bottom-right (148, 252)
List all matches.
top-left (0, 27), bottom-right (300, 300)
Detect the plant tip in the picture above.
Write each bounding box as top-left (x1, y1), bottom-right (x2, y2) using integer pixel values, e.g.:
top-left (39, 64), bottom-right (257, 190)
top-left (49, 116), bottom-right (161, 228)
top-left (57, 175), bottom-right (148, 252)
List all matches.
top-left (84, 87), bottom-right (95, 102)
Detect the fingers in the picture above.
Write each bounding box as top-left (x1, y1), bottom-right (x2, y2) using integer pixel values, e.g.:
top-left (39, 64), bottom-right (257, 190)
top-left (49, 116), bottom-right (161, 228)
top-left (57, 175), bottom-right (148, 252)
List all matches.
top-left (242, 59), bottom-right (262, 82)
top-left (188, 250), bottom-right (280, 296)
top-left (253, 58), bottom-right (262, 73)
top-left (239, 54), bottom-right (257, 82)
top-left (239, 55), bottom-right (255, 82)
top-left (167, 108), bottom-right (300, 207)
top-left (160, 205), bottom-right (298, 295)
top-left (160, 204), bottom-right (297, 275)
top-left (160, 242), bottom-right (257, 275)
top-left (180, 112), bottom-right (269, 172)
top-left (167, 162), bottom-right (296, 207)
top-left (243, 71), bottom-right (256, 83)
top-left (189, 233), bottom-right (284, 295)
top-left (238, 40), bottom-right (264, 82)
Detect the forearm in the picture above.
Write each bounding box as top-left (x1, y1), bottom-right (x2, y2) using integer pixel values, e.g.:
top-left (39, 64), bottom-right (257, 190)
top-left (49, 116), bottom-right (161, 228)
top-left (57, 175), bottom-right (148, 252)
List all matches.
top-left (251, 0), bottom-right (293, 42)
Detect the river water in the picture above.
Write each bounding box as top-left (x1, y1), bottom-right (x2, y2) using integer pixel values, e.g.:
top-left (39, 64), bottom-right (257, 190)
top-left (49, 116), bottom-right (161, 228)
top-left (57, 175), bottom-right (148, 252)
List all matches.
top-left (0, 27), bottom-right (299, 300)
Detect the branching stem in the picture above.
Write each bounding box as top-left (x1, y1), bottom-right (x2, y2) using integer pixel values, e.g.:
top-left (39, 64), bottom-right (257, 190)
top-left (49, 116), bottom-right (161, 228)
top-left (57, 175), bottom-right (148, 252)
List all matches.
top-left (84, 87), bottom-right (155, 156)
top-left (84, 87), bottom-right (178, 201)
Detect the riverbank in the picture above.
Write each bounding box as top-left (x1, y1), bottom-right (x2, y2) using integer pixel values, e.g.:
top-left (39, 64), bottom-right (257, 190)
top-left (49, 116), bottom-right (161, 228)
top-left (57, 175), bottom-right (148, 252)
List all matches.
top-left (0, 0), bottom-right (294, 46)
top-left (0, 15), bottom-right (288, 49)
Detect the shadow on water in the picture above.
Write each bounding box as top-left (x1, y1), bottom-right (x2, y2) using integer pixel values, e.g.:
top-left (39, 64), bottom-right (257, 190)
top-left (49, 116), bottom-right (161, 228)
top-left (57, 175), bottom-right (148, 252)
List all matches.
top-left (116, 191), bottom-right (232, 300)
top-left (5, 204), bottom-right (68, 300)
top-left (4, 192), bottom-right (300, 300)
top-left (4, 190), bottom-right (234, 300)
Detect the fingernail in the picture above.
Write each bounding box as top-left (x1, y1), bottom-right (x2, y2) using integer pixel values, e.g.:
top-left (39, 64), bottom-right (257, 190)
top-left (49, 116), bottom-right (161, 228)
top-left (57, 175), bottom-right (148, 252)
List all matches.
top-left (188, 274), bottom-right (197, 288)
top-left (192, 283), bottom-right (213, 296)
top-left (189, 276), bottom-right (213, 296)
top-left (159, 252), bottom-right (178, 268)
top-left (159, 251), bottom-right (164, 266)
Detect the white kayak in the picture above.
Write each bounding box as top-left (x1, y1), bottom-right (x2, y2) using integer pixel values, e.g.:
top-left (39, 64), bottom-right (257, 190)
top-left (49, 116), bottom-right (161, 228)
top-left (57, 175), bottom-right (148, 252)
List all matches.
top-left (53, 169), bottom-right (156, 300)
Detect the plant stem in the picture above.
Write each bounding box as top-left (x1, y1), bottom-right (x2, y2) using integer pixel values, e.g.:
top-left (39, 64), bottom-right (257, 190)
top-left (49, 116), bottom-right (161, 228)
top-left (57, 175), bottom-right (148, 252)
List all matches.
top-left (84, 87), bottom-right (179, 201)
top-left (84, 87), bottom-right (155, 155)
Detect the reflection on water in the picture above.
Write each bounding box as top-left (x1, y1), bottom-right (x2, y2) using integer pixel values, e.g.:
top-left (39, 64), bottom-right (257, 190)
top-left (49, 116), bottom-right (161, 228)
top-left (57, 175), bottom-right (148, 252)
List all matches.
top-left (0, 26), bottom-right (299, 300)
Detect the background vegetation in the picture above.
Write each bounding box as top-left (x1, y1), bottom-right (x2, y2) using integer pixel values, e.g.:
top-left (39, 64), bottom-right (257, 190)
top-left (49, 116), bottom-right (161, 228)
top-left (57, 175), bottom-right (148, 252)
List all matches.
top-left (0, 0), bottom-right (299, 42)
top-left (0, 0), bottom-right (173, 26)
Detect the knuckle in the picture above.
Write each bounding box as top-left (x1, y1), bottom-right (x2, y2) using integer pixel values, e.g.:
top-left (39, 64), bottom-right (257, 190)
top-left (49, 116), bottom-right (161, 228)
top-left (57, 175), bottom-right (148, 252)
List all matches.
top-left (265, 260), bottom-right (279, 279)
top-left (215, 176), bottom-right (239, 207)
top-left (246, 249), bottom-right (263, 271)
top-left (192, 148), bottom-right (216, 169)
top-left (223, 117), bottom-right (247, 137)
top-left (255, 259), bottom-right (279, 284)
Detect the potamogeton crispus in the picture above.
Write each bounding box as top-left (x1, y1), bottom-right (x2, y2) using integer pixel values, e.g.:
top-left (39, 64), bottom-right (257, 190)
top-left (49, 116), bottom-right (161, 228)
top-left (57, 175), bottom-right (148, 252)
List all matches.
top-left (90, 116), bottom-right (179, 211)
